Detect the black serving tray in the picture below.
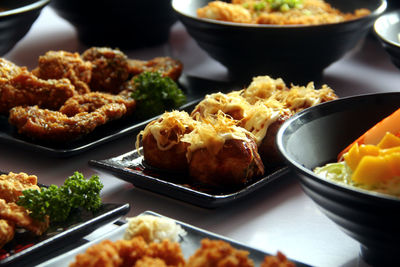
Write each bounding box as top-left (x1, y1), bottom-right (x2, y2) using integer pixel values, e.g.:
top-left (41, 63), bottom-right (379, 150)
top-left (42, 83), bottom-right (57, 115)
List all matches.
top-left (89, 149), bottom-right (290, 208)
top-left (0, 203), bottom-right (130, 267)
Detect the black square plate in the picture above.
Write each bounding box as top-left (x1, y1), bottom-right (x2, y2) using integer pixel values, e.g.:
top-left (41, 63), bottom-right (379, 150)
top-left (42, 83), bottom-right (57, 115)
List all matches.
top-left (89, 149), bottom-right (289, 208)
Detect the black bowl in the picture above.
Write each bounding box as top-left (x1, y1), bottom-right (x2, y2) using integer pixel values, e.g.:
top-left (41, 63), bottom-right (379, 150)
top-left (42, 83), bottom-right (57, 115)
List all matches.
top-left (374, 10), bottom-right (400, 70)
top-left (0, 0), bottom-right (49, 56)
top-left (50, 0), bottom-right (177, 49)
top-left (276, 92), bottom-right (400, 266)
top-left (172, 0), bottom-right (387, 83)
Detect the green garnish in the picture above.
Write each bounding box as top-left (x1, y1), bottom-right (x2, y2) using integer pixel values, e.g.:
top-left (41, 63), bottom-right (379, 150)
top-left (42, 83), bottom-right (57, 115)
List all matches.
top-left (266, 0), bottom-right (303, 12)
top-left (17, 172), bottom-right (103, 222)
top-left (253, 1), bottom-right (266, 11)
top-left (131, 71), bottom-right (186, 119)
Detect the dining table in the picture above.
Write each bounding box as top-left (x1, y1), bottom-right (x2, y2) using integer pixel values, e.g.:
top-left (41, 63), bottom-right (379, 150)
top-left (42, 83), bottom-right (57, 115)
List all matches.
top-left (1, 5), bottom-right (400, 267)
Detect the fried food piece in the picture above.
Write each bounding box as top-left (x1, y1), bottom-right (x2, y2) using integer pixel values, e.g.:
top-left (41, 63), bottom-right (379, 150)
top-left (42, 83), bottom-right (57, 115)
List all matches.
top-left (32, 50), bottom-right (92, 94)
top-left (127, 57), bottom-right (183, 81)
top-left (81, 47), bottom-right (130, 94)
top-left (261, 251), bottom-right (296, 267)
top-left (0, 199), bottom-right (49, 236)
top-left (0, 219), bottom-right (15, 249)
top-left (134, 256), bottom-right (168, 267)
top-left (241, 76), bottom-right (338, 164)
top-left (138, 111), bottom-right (199, 172)
top-left (8, 104), bottom-right (126, 142)
top-left (0, 58), bottom-right (77, 115)
top-left (256, 0), bottom-right (370, 25)
top-left (70, 239), bottom-right (123, 267)
top-left (189, 137), bottom-right (263, 187)
top-left (59, 92), bottom-right (136, 117)
top-left (70, 236), bottom-right (185, 267)
top-left (0, 172), bottom-right (40, 203)
top-left (191, 91), bottom-right (251, 122)
top-left (183, 114), bottom-right (264, 187)
top-left (197, 1), bottom-right (252, 23)
top-left (186, 238), bottom-right (254, 267)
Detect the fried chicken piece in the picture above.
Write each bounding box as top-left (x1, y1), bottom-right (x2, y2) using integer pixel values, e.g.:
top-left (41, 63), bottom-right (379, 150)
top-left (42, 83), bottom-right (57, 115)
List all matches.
top-left (59, 92), bottom-right (136, 117)
top-left (261, 251), bottom-right (296, 267)
top-left (0, 172), bottom-right (40, 203)
top-left (70, 236), bottom-right (185, 267)
top-left (8, 103), bottom-right (126, 142)
top-left (81, 47), bottom-right (130, 94)
top-left (0, 58), bottom-right (77, 115)
top-left (186, 238), bottom-right (254, 267)
top-left (127, 57), bottom-right (183, 81)
top-left (134, 256), bottom-right (168, 267)
top-left (146, 239), bottom-right (186, 267)
top-left (32, 50), bottom-right (92, 94)
top-left (0, 199), bottom-right (49, 236)
top-left (197, 1), bottom-right (252, 23)
top-left (70, 239), bottom-right (123, 267)
top-left (0, 219), bottom-right (15, 249)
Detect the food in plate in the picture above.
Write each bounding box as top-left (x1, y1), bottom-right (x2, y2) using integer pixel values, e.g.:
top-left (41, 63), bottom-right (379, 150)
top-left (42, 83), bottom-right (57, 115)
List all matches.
top-left (0, 172), bottom-right (40, 203)
top-left (314, 108), bottom-right (400, 197)
top-left (124, 214), bottom-right (187, 243)
top-left (70, 214), bottom-right (296, 267)
top-left (32, 50), bottom-right (92, 94)
top-left (197, 0), bottom-right (371, 25)
top-left (70, 236), bottom-right (186, 267)
top-left (139, 110), bottom-right (265, 187)
top-left (0, 171), bottom-right (103, 250)
top-left (0, 58), bottom-right (76, 115)
top-left (138, 75), bottom-right (337, 188)
top-left (186, 238), bottom-right (254, 267)
top-left (0, 47), bottom-right (185, 142)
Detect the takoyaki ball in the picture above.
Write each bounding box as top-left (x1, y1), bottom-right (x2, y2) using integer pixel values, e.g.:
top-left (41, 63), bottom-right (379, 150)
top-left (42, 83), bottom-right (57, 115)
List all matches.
top-left (257, 114), bottom-right (290, 166)
top-left (240, 100), bottom-right (291, 166)
top-left (138, 111), bottom-right (198, 172)
top-left (191, 91), bottom-right (250, 122)
top-left (142, 133), bottom-right (190, 172)
top-left (189, 138), bottom-right (264, 188)
top-left (183, 114), bottom-right (264, 187)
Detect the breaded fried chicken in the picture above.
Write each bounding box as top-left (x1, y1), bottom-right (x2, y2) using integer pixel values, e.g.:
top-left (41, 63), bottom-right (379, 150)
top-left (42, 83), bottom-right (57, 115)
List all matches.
top-left (81, 47), bottom-right (130, 94)
top-left (0, 199), bottom-right (49, 236)
top-left (0, 58), bottom-right (77, 115)
top-left (70, 236), bottom-right (185, 267)
top-left (127, 57), bottom-right (183, 81)
top-left (261, 251), bottom-right (296, 267)
top-left (0, 219), bottom-right (15, 249)
top-left (59, 92), bottom-right (136, 117)
top-left (0, 172), bottom-right (40, 203)
top-left (8, 103), bottom-right (127, 142)
top-left (32, 50), bottom-right (92, 94)
top-left (186, 238), bottom-right (254, 267)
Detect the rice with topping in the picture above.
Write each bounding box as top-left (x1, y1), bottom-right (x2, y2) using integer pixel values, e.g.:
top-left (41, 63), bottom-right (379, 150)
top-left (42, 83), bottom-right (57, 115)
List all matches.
top-left (124, 215), bottom-right (186, 243)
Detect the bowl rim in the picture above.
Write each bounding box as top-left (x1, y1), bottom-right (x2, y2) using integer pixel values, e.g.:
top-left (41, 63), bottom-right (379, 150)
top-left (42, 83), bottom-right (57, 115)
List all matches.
top-left (0, 0), bottom-right (50, 17)
top-left (172, 0), bottom-right (387, 30)
top-left (276, 92), bottom-right (400, 203)
top-left (374, 9), bottom-right (400, 48)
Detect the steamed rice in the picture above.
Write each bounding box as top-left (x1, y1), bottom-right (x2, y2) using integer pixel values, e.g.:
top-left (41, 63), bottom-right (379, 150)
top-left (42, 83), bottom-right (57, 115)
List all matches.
top-left (123, 215), bottom-right (186, 243)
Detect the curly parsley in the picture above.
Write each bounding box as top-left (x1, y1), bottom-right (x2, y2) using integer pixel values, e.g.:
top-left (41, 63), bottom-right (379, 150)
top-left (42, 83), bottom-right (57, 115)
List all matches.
top-left (17, 172), bottom-right (103, 222)
top-left (131, 71), bottom-right (186, 119)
